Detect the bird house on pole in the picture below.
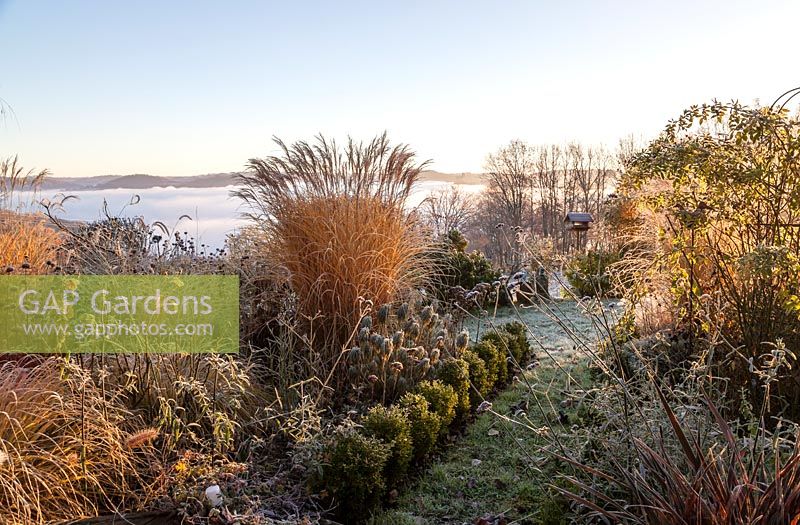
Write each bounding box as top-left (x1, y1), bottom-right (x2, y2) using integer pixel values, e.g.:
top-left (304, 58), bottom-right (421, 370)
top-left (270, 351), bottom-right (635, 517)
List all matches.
top-left (564, 212), bottom-right (593, 252)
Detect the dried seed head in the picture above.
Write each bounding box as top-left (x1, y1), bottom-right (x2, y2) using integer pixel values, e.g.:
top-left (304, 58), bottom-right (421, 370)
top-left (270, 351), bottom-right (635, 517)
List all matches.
top-left (397, 302), bottom-right (409, 321)
top-left (456, 331), bottom-right (470, 351)
top-left (476, 401), bottom-right (493, 414)
top-left (377, 304), bottom-right (390, 324)
top-left (370, 333), bottom-right (384, 348)
top-left (405, 322), bottom-right (420, 339)
top-left (420, 305), bottom-right (433, 322)
top-left (125, 428), bottom-right (159, 450)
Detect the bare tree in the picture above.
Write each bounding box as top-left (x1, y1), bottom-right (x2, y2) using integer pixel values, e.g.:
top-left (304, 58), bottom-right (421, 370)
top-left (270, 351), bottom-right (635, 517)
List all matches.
top-left (482, 140), bottom-right (536, 267)
top-left (469, 139), bottom-right (619, 267)
top-left (484, 140), bottom-right (534, 228)
top-left (419, 185), bottom-right (476, 238)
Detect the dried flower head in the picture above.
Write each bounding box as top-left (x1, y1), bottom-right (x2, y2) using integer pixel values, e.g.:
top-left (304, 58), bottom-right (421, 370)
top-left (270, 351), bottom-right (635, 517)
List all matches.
top-left (377, 304), bottom-right (390, 324)
top-left (476, 401), bottom-right (493, 414)
top-left (455, 331), bottom-right (470, 351)
top-left (125, 428), bottom-right (160, 450)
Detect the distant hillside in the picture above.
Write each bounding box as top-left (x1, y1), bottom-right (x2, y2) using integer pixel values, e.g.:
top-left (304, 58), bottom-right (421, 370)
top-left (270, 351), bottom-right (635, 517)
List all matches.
top-left (40, 170), bottom-right (484, 191)
top-left (40, 173), bottom-right (241, 191)
top-left (418, 171), bottom-right (485, 185)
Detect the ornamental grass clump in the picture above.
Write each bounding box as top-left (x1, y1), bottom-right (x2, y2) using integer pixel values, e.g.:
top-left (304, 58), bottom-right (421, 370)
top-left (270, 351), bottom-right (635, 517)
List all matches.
top-left (0, 218), bottom-right (62, 274)
top-left (82, 353), bottom-right (259, 454)
top-left (0, 359), bottom-right (158, 524)
top-left (0, 157), bottom-right (62, 275)
top-left (234, 133), bottom-right (435, 389)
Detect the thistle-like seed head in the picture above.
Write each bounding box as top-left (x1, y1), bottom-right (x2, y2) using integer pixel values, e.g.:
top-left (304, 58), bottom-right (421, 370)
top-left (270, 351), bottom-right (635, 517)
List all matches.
top-left (348, 346), bottom-right (361, 361)
top-left (420, 305), bottom-right (433, 322)
top-left (377, 304), bottom-right (390, 324)
top-left (370, 333), bottom-right (385, 348)
top-left (456, 331), bottom-right (469, 351)
top-left (397, 302), bottom-right (409, 321)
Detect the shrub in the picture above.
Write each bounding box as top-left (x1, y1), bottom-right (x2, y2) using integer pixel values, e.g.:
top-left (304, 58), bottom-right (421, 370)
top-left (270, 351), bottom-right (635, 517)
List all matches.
top-left (618, 101), bottom-right (800, 418)
top-left (474, 337), bottom-right (507, 387)
top-left (361, 405), bottom-right (414, 488)
top-left (502, 321), bottom-right (532, 365)
top-left (233, 134), bottom-right (434, 391)
top-left (318, 424), bottom-right (391, 518)
top-left (397, 393), bottom-right (441, 463)
top-left (565, 249), bottom-right (623, 298)
top-left (432, 230), bottom-right (500, 293)
top-left (461, 349), bottom-right (490, 407)
top-left (415, 380), bottom-right (457, 433)
top-left (481, 322), bottom-right (533, 376)
top-left (435, 358), bottom-right (471, 418)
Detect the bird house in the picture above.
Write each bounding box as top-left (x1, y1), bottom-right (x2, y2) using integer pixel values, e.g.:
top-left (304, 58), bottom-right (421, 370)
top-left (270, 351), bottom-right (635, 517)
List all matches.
top-left (564, 212), bottom-right (593, 231)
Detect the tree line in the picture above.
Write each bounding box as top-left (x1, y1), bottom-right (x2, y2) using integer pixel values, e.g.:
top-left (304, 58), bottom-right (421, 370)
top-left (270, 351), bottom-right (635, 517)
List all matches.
top-left (422, 138), bottom-right (633, 269)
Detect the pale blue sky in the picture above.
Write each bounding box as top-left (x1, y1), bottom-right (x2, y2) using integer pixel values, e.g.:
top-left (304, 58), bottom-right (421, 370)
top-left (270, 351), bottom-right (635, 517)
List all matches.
top-left (1, 0), bottom-right (798, 177)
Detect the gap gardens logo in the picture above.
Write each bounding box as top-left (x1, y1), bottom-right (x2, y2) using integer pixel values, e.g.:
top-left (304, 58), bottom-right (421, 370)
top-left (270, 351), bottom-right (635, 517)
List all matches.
top-left (0, 275), bottom-right (239, 353)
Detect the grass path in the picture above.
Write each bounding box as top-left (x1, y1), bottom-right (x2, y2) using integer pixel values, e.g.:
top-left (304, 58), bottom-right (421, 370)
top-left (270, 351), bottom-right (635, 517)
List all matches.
top-left (372, 300), bottom-right (613, 525)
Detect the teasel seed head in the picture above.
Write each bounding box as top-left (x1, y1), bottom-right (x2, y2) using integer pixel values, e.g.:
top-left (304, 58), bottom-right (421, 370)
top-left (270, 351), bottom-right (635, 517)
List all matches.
top-left (377, 304), bottom-right (390, 324)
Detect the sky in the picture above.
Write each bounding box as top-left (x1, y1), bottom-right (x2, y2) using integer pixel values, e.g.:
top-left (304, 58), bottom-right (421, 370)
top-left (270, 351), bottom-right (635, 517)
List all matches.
top-left (1, 0), bottom-right (799, 177)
